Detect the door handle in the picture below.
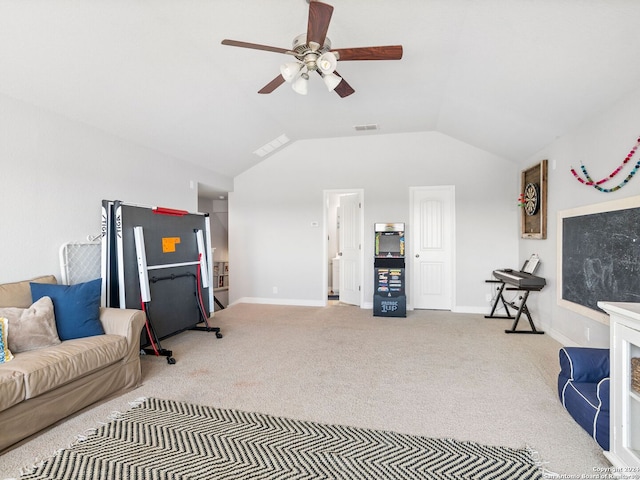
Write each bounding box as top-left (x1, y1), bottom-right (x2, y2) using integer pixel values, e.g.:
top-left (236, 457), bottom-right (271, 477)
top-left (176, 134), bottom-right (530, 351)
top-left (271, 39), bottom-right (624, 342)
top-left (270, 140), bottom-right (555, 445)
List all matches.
top-left (415, 254), bottom-right (420, 258)
top-left (338, 252), bottom-right (343, 256)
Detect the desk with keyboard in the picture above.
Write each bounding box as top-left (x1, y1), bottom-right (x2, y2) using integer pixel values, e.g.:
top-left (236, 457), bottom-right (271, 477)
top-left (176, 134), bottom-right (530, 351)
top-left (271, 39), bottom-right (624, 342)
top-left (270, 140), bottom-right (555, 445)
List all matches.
top-left (486, 268), bottom-right (546, 334)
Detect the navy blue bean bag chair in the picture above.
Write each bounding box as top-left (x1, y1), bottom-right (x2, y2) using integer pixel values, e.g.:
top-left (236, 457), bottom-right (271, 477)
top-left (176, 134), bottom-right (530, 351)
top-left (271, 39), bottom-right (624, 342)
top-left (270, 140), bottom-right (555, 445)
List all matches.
top-left (558, 347), bottom-right (610, 450)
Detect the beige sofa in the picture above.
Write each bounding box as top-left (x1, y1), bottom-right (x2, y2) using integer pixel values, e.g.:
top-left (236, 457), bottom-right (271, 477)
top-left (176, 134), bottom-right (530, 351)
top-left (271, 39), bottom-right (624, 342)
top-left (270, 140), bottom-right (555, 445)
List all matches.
top-left (0, 275), bottom-right (145, 452)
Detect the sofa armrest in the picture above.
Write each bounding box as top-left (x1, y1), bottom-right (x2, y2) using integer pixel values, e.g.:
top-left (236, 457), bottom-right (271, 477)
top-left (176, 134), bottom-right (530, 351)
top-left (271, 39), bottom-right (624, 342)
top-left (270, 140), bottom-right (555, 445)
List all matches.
top-left (99, 307), bottom-right (145, 350)
top-left (597, 377), bottom-right (610, 412)
top-left (99, 307), bottom-right (145, 389)
top-left (559, 347), bottom-right (610, 382)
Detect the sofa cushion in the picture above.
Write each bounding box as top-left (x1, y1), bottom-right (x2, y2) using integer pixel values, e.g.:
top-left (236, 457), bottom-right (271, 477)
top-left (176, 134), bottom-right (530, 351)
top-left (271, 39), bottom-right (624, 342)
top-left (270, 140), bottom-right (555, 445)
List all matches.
top-left (0, 367), bottom-right (24, 412)
top-left (0, 297), bottom-right (61, 353)
top-left (0, 317), bottom-right (13, 363)
top-left (31, 278), bottom-right (104, 341)
top-left (0, 275), bottom-right (57, 308)
top-left (6, 334), bottom-right (127, 399)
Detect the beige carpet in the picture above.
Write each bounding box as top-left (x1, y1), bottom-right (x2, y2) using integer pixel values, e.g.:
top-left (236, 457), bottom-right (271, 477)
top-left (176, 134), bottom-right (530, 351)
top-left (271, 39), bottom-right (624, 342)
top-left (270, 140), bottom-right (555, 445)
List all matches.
top-left (1, 303), bottom-right (608, 478)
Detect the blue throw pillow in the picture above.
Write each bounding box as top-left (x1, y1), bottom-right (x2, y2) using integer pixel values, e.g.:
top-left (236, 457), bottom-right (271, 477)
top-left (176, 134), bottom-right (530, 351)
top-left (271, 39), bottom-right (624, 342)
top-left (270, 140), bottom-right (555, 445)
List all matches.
top-left (30, 278), bottom-right (104, 341)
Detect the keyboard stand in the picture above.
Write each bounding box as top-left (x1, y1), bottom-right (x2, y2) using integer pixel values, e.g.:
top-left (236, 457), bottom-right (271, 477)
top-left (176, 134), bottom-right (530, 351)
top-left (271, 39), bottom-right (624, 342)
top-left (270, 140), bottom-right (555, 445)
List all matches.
top-left (485, 280), bottom-right (544, 334)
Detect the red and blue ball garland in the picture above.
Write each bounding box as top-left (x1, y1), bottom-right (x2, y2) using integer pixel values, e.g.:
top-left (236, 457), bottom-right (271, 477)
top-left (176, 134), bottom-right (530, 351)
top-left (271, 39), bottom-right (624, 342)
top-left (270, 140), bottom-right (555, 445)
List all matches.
top-left (570, 137), bottom-right (640, 192)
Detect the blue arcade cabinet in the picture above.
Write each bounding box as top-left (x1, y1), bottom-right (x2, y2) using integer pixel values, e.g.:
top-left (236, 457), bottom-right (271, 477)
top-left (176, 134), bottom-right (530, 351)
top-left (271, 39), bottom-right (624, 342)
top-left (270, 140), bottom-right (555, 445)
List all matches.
top-left (373, 223), bottom-right (406, 317)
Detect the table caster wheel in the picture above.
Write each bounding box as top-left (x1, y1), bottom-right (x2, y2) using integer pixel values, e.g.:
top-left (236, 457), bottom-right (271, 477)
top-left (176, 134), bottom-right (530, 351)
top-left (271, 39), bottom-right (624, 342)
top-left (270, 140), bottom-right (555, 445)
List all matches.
top-left (216, 332), bottom-right (223, 339)
top-left (167, 357), bottom-right (176, 365)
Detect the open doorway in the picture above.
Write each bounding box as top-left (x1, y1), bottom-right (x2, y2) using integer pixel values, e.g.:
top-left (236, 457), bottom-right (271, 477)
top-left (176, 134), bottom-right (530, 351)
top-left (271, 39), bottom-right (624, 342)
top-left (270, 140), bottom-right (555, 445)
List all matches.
top-left (197, 190), bottom-right (229, 311)
top-left (324, 190), bottom-right (364, 307)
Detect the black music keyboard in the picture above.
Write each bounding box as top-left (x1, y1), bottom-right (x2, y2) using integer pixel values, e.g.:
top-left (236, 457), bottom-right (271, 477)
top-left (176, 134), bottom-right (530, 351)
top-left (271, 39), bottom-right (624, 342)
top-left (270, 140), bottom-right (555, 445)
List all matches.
top-left (492, 269), bottom-right (546, 289)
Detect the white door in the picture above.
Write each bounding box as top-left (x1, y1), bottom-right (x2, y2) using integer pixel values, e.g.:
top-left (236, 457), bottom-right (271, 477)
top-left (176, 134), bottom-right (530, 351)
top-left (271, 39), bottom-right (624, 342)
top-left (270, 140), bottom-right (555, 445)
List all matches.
top-left (411, 186), bottom-right (455, 310)
top-left (339, 193), bottom-right (361, 306)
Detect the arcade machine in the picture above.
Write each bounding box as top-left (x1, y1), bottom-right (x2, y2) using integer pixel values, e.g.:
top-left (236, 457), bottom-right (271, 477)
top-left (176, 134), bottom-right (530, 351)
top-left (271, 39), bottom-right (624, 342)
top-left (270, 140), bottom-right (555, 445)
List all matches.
top-left (373, 223), bottom-right (406, 317)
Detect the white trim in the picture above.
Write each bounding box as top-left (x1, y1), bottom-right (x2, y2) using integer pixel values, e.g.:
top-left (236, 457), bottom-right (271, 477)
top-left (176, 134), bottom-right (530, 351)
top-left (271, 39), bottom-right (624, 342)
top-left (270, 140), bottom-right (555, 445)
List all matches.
top-left (232, 297), bottom-right (325, 307)
top-left (546, 328), bottom-right (581, 347)
top-left (452, 306), bottom-right (486, 314)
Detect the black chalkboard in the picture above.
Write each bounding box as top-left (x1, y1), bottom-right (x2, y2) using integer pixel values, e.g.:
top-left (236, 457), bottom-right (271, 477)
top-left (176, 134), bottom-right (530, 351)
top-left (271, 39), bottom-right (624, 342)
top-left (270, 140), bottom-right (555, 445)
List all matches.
top-left (562, 207), bottom-right (640, 312)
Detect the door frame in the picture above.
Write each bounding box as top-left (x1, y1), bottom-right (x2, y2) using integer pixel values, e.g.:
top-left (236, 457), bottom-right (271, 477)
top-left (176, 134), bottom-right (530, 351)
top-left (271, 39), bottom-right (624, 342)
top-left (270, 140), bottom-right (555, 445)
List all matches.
top-left (409, 185), bottom-right (456, 310)
top-left (323, 189), bottom-right (365, 307)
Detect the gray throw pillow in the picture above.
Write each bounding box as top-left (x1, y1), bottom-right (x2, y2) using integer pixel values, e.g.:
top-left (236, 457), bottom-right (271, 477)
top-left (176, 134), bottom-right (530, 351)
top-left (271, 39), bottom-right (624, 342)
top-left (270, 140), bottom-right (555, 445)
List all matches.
top-left (0, 296), bottom-right (61, 353)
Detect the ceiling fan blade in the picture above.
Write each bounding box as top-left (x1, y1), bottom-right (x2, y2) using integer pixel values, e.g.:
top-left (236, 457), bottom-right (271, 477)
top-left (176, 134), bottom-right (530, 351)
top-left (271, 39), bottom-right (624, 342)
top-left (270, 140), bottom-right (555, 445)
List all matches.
top-left (332, 71), bottom-right (355, 98)
top-left (258, 74), bottom-right (286, 94)
top-left (221, 39), bottom-right (291, 55)
top-left (332, 45), bottom-right (403, 61)
top-left (307, 1), bottom-right (334, 50)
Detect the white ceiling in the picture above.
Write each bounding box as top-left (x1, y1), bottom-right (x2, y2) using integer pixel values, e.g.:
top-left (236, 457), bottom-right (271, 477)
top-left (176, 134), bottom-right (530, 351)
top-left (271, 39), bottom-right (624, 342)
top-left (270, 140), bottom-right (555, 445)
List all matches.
top-left (1, 0), bottom-right (640, 183)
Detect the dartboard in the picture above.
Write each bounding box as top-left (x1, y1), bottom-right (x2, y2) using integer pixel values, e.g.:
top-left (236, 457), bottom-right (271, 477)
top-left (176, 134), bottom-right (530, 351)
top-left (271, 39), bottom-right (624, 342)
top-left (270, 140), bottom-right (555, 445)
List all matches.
top-left (523, 182), bottom-right (540, 216)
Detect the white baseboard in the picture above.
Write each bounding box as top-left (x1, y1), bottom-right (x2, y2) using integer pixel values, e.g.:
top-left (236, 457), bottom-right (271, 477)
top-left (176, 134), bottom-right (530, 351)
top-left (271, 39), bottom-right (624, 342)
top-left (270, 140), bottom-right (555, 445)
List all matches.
top-left (452, 305), bottom-right (488, 314)
top-left (232, 297), bottom-right (325, 307)
top-left (543, 326), bottom-right (581, 347)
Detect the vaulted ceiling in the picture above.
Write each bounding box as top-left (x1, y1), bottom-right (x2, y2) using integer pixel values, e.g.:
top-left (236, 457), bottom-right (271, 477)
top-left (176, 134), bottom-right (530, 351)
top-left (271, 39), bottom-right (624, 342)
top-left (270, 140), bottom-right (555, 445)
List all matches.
top-left (1, 1), bottom-right (639, 180)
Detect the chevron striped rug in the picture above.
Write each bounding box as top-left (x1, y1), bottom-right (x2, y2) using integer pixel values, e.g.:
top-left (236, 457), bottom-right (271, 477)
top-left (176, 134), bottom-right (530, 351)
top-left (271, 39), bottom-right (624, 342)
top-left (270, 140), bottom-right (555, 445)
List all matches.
top-left (19, 398), bottom-right (542, 479)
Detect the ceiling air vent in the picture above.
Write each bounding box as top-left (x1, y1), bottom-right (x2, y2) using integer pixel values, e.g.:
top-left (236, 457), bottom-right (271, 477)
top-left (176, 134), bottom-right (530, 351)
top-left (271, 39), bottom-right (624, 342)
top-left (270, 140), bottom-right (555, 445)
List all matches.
top-left (253, 134), bottom-right (290, 157)
top-left (354, 124), bottom-right (379, 132)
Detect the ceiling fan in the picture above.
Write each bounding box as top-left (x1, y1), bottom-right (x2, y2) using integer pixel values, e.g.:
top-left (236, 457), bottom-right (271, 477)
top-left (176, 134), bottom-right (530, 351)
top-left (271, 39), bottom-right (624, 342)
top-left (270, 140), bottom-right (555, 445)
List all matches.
top-left (221, 0), bottom-right (403, 98)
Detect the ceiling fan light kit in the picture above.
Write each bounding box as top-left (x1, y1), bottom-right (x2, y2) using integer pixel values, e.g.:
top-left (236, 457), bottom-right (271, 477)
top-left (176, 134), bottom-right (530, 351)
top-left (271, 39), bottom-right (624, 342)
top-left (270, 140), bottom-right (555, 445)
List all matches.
top-left (291, 73), bottom-right (310, 95)
top-left (280, 62), bottom-right (304, 82)
top-left (221, 0), bottom-right (403, 98)
top-left (317, 51), bottom-right (337, 74)
top-left (321, 72), bottom-right (342, 91)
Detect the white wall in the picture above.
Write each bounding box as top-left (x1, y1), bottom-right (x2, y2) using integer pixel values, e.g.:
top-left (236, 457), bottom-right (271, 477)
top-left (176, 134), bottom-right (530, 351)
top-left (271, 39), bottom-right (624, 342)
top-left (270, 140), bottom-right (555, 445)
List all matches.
top-left (521, 86), bottom-right (640, 347)
top-left (0, 93), bottom-right (232, 283)
top-left (9, 77), bottom-right (638, 348)
top-left (229, 131), bottom-right (519, 310)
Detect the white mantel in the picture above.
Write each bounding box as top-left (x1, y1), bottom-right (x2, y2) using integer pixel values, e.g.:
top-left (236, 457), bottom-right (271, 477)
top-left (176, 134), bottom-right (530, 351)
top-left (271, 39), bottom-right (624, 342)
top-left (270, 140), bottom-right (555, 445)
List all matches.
top-left (599, 302), bottom-right (640, 324)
